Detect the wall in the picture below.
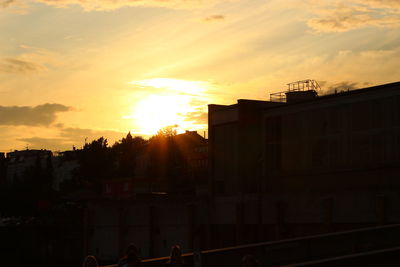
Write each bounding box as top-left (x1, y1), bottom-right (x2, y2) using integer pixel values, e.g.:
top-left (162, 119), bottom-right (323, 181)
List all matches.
top-left (87, 190), bottom-right (400, 262)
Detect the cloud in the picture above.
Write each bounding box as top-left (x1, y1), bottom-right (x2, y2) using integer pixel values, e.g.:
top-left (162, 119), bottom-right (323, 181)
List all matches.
top-left (356, 0), bottom-right (400, 9)
top-left (183, 110), bottom-right (208, 124)
top-left (0, 58), bottom-right (47, 73)
top-left (13, 127), bottom-right (127, 151)
top-left (0, 0), bottom-right (15, 8)
top-left (307, 2), bottom-right (400, 32)
top-left (17, 137), bottom-right (68, 150)
top-left (323, 81), bottom-right (360, 95)
top-left (0, 46), bottom-right (60, 74)
top-left (59, 127), bottom-right (127, 144)
top-left (0, 103), bottom-right (71, 126)
top-left (258, 46), bottom-right (400, 97)
top-left (189, 98), bottom-right (208, 107)
top-left (31, 0), bottom-right (218, 11)
top-left (203, 15), bottom-right (225, 22)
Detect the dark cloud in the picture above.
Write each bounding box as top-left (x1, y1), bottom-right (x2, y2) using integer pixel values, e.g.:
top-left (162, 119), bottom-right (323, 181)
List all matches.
top-left (0, 58), bottom-right (46, 73)
top-left (203, 15), bottom-right (225, 22)
top-left (0, 103), bottom-right (71, 126)
top-left (324, 81), bottom-right (360, 95)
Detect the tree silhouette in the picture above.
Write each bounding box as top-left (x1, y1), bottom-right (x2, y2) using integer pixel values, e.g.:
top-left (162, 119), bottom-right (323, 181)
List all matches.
top-left (147, 126), bottom-right (187, 192)
top-left (112, 132), bottom-right (146, 178)
top-left (76, 137), bottom-right (113, 191)
top-left (155, 125), bottom-right (178, 138)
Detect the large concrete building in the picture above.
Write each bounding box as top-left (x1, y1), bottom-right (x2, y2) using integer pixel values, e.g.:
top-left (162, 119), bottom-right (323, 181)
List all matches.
top-left (209, 80), bottom-right (400, 195)
top-left (262, 81), bottom-right (400, 193)
top-left (208, 100), bottom-right (282, 194)
top-left (204, 80), bottom-right (400, 243)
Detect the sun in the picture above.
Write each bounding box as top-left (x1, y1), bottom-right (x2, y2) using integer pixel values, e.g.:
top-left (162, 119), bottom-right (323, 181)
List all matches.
top-left (132, 94), bottom-right (186, 135)
top-left (127, 78), bottom-right (210, 135)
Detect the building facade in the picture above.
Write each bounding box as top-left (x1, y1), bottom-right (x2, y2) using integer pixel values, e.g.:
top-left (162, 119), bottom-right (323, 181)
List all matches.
top-left (262, 81), bottom-right (400, 193)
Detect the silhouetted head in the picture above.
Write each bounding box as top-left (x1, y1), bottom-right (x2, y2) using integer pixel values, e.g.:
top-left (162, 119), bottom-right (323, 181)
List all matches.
top-left (169, 245), bottom-right (183, 264)
top-left (125, 244), bottom-right (140, 263)
top-left (83, 255), bottom-right (98, 267)
top-left (242, 255), bottom-right (259, 267)
top-left (126, 244), bottom-right (138, 257)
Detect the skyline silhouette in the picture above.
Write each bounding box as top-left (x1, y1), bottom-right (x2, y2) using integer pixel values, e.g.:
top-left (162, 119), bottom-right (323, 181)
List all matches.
top-left (1, 1), bottom-right (400, 265)
top-left (1, 0), bottom-right (400, 151)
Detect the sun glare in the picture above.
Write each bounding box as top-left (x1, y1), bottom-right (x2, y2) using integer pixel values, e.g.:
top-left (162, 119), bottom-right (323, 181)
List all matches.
top-left (133, 94), bottom-right (185, 135)
top-left (127, 78), bottom-right (209, 135)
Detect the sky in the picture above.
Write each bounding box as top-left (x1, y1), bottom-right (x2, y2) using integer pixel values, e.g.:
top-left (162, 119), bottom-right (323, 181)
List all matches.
top-left (1, 0), bottom-right (400, 151)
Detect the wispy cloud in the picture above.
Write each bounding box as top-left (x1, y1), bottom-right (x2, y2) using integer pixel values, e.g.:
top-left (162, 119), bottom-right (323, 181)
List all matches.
top-left (130, 78), bottom-right (209, 96)
top-left (59, 127), bottom-right (126, 142)
top-left (17, 137), bottom-right (68, 150)
top-left (0, 46), bottom-right (61, 74)
top-left (28, 0), bottom-right (219, 11)
top-left (0, 0), bottom-right (29, 13)
top-left (0, 104), bottom-right (72, 126)
top-left (356, 0), bottom-right (400, 9)
top-left (307, 1), bottom-right (400, 32)
top-left (183, 110), bottom-right (208, 124)
top-left (0, 0), bottom-right (15, 8)
top-left (203, 14), bottom-right (225, 22)
top-left (0, 58), bottom-right (46, 73)
top-left (323, 81), bottom-right (360, 94)
top-left (15, 126), bottom-right (127, 150)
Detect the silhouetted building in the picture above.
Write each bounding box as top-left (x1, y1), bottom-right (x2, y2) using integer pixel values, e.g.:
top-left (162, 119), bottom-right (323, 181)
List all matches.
top-left (263, 81), bottom-right (400, 193)
top-left (209, 80), bottom-right (400, 194)
top-left (133, 130), bottom-right (208, 194)
top-left (174, 130), bottom-right (208, 191)
top-left (52, 150), bottom-right (80, 191)
top-left (0, 153), bottom-right (6, 183)
top-left (5, 149), bottom-right (52, 184)
top-left (208, 100), bottom-right (282, 194)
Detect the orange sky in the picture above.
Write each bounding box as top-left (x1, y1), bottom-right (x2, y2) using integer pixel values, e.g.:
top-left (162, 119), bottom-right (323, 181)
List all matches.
top-left (1, 0), bottom-right (400, 151)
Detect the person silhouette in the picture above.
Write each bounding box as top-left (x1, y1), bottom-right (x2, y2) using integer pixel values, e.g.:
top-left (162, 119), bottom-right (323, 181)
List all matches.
top-left (166, 245), bottom-right (185, 267)
top-left (241, 254), bottom-right (259, 267)
top-left (83, 255), bottom-right (98, 267)
top-left (118, 244), bottom-right (142, 267)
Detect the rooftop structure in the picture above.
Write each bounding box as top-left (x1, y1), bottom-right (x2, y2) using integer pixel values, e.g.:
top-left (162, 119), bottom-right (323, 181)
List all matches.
top-left (270, 79), bottom-right (321, 103)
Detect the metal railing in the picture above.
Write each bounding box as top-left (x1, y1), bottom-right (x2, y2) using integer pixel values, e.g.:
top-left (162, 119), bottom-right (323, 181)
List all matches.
top-left (102, 224), bottom-right (400, 267)
top-left (270, 79), bottom-right (321, 102)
